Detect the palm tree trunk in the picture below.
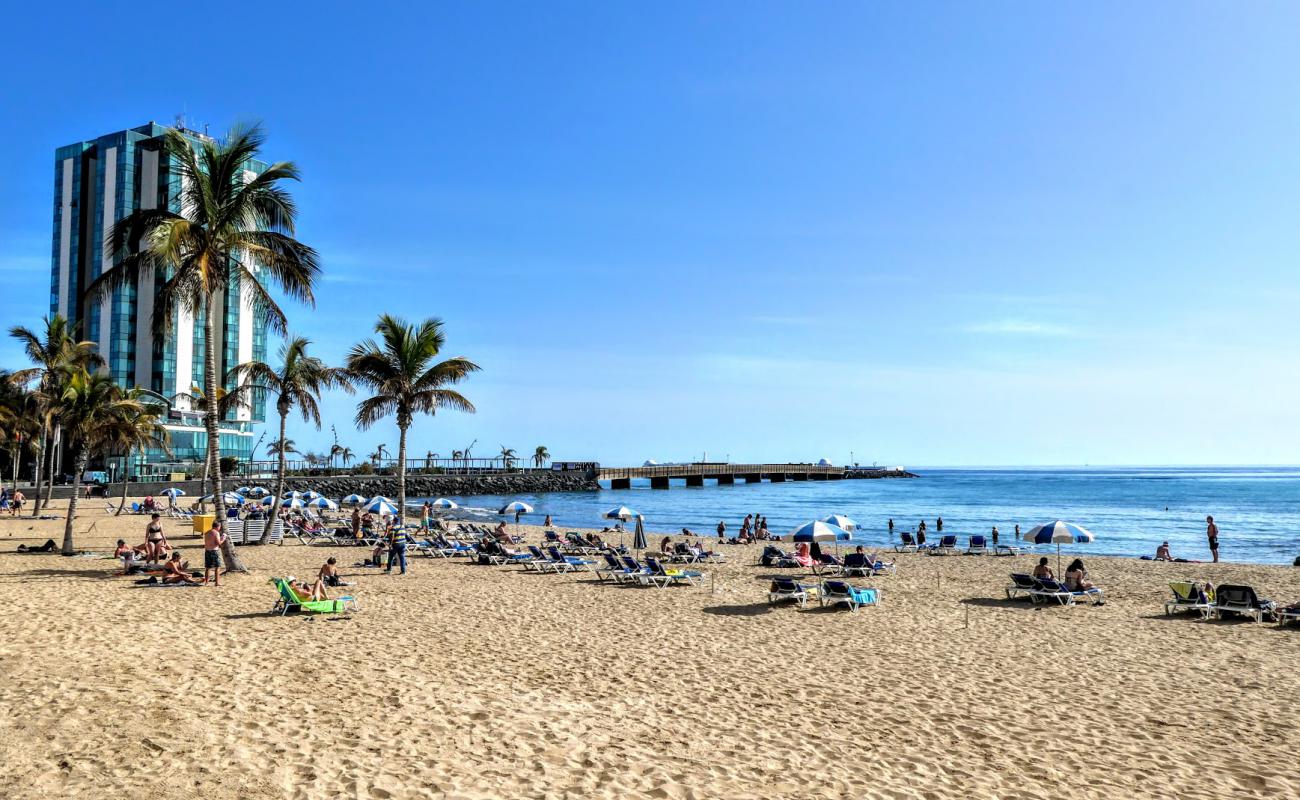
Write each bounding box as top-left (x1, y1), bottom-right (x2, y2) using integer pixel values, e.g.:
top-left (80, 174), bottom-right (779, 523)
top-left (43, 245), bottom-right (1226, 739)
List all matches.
top-left (31, 427), bottom-right (46, 516)
top-left (116, 448), bottom-right (131, 515)
top-left (397, 422), bottom-right (408, 525)
top-left (62, 448), bottom-right (88, 555)
top-left (202, 296), bottom-right (245, 573)
top-left (261, 410), bottom-right (288, 544)
top-left (46, 422), bottom-right (61, 505)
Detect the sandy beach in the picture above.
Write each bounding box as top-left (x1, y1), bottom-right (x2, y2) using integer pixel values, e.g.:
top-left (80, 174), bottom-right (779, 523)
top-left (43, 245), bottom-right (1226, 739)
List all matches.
top-left (0, 501), bottom-right (1297, 800)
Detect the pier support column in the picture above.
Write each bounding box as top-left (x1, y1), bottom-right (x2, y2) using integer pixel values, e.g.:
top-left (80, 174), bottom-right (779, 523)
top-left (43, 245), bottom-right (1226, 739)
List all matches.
top-left (743, 474), bottom-right (762, 483)
top-left (610, 478), bottom-right (631, 490)
top-left (717, 475), bottom-right (735, 485)
top-left (792, 473), bottom-right (809, 481)
top-left (769, 473), bottom-right (786, 482)
top-left (650, 476), bottom-right (670, 490)
top-left (685, 475), bottom-right (704, 487)
top-left (829, 472), bottom-right (845, 480)
top-left (812, 473), bottom-right (828, 481)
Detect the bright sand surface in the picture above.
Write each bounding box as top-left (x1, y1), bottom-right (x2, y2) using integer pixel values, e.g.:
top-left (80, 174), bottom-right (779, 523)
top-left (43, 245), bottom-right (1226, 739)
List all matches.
top-left (0, 501), bottom-right (1297, 800)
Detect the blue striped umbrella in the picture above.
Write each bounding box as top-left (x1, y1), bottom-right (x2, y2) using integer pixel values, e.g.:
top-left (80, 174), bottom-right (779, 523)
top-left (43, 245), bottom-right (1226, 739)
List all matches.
top-left (201, 492), bottom-right (244, 505)
top-left (340, 494), bottom-right (367, 506)
top-left (244, 487), bottom-right (270, 498)
top-left (430, 498), bottom-right (457, 509)
top-left (790, 520), bottom-right (851, 543)
top-left (302, 490), bottom-right (323, 501)
top-left (161, 487), bottom-right (185, 497)
top-left (365, 498), bottom-right (399, 515)
top-left (280, 497), bottom-right (307, 509)
top-left (820, 515), bottom-right (858, 532)
top-left (1025, 520), bottom-right (1095, 575)
top-left (368, 495), bottom-right (393, 505)
top-left (234, 486), bottom-right (253, 495)
top-left (305, 497), bottom-right (338, 510)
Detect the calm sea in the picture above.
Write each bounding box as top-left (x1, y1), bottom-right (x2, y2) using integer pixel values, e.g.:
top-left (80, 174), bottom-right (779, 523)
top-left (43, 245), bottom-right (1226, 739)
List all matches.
top-left (414, 467), bottom-right (1300, 566)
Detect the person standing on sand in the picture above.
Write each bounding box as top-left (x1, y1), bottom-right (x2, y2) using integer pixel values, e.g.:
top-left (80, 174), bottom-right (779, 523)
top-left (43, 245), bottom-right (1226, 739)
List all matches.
top-left (1207, 516), bottom-right (1220, 563)
top-left (203, 522), bottom-right (227, 586)
top-left (386, 525), bottom-right (408, 575)
top-left (10, 489), bottom-right (24, 516)
top-left (351, 508), bottom-right (362, 540)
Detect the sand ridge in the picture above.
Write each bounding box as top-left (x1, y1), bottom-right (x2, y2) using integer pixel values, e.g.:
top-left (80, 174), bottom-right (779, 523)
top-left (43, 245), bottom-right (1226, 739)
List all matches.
top-left (0, 503), bottom-right (1296, 799)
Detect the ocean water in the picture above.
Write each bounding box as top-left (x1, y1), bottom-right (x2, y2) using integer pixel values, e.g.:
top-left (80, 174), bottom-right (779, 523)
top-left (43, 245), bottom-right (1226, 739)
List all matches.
top-left (414, 467), bottom-right (1300, 566)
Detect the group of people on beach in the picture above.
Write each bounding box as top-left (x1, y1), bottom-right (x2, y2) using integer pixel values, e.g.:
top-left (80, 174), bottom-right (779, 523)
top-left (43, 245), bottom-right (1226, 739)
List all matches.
top-left (113, 515), bottom-right (229, 586)
top-left (714, 513), bottom-right (776, 544)
top-left (0, 487), bottom-right (25, 515)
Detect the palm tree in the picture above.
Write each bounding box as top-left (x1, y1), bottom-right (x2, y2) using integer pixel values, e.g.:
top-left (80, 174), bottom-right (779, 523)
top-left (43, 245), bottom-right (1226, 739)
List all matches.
top-left (533, 445), bottom-right (550, 469)
top-left (173, 383), bottom-right (249, 495)
top-left (56, 370), bottom-right (140, 554)
top-left (346, 315), bottom-right (479, 523)
top-left (92, 124), bottom-right (320, 573)
top-left (267, 438), bottom-right (297, 458)
top-left (375, 443), bottom-right (389, 463)
top-left (329, 443), bottom-right (344, 472)
top-left (499, 446), bottom-right (518, 470)
top-left (338, 446), bottom-right (354, 468)
top-left (0, 374), bottom-right (38, 493)
top-left (9, 315), bottom-right (103, 515)
top-left (231, 335), bottom-right (350, 543)
top-left (104, 390), bottom-right (171, 515)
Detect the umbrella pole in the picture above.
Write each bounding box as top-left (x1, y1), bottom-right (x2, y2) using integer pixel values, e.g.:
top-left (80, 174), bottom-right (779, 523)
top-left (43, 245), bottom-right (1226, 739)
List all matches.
top-left (1057, 543), bottom-right (1062, 578)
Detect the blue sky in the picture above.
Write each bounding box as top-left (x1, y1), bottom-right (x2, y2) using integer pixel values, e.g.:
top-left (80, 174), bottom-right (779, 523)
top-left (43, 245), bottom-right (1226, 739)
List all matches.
top-left (3, 2), bottom-right (1299, 466)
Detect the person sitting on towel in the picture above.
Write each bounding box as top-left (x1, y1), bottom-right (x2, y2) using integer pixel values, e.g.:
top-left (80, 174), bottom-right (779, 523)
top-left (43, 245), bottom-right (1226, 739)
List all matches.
top-left (1064, 559), bottom-right (1096, 592)
top-left (1155, 541), bottom-right (1174, 561)
top-left (793, 541), bottom-right (814, 567)
top-left (162, 552), bottom-right (202, 585)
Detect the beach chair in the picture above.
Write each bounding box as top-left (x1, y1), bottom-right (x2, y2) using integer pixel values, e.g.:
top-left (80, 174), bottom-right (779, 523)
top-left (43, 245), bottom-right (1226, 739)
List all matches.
top-left (1212, 584), bottom-right (1277, 623)
top-left (547, 546), bottom-right (595, 572)
top-left (643, 556), bottom-right (703, 588)
top-left (1005, 573), bottom-right (1039, 601)
top-left (927, 535), bottom-right (958, 556)
top-left (819, 580), bottom-right (879, 612)
top-left (760, 546), bottom-right (800, 568)
top-left (768, 577), bottom-right (818, 608)
top-left (671, 543), bottom-right (701, 564)
top-left (1277, 603), bottom-right (1300, 628)
top-left (1164, 581), bottom-right (1214, 618)
top-left (1031, 578), bottom-right (1104, 606)
top-left (619, 555), bottom-right (656, 584)
top-left (965, 535), bottom-right (988, 555)
top-left (270, 577), bottom-right (358, 616)
top-left (596, 552), bottom-right (636, 583)
top-left (993, 543), bottom-right (1022, 557)
top-left (894, 532), bottom-right (918, 553)
top-left (813, 553), bottom-right (844, 576)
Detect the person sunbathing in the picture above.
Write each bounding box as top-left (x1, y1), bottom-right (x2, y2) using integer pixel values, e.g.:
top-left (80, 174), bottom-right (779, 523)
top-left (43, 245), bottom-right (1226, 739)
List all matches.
top-left (660, 536), bottom-right (674, 555)
top-left (1032, 557), bottom-right (1054, 580)
top-left (793, 541), bottom-right (814, 567)
top-left (1064, 559), bottom-right (1096, 592)
top-left (163, 553), bottom-right (202, 585)
top-left (1155, 542), bottom-right (1173, 561)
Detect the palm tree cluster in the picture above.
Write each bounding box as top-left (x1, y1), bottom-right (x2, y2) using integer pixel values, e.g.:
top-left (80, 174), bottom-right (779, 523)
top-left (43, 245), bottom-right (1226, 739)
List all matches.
top-left (3, 123), bottom-right (487, 562)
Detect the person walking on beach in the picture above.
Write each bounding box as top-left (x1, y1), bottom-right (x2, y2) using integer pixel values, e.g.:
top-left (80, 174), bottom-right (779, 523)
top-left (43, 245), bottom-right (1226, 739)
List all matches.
top-left (1206, 516), bottom-right (1220, 563)
top-left (420, 502), bottom-right (431, 530)
top-left (203, 522), bottom-right (227, 586)
top-left (386, 526), bottom-right (408, 575)
top-left (10, 489), bottom-right (24, 516)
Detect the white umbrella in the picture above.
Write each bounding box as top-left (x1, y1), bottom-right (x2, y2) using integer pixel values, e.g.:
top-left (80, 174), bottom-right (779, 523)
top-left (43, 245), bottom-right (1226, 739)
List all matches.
top-left (302, 490), bottom-right (323, 501)
top-left (822, 514), bottom-right (857, 531)
top-left (201, 492), bottom-right (243, 505)
top-left (500, 500), bottom-right (534, 537)
top-left (604, 507), bottom-right (640, 550)
top-left (244, 487), bottom-right (270, 498)
top-left (161, 487), bottom-right (185, 498)
top-left (282, 491), bottom-right (306, 500)
top-left (305, 497), bottom-right (338, 510)
top-left (791, 520), bottom-right (852, 567)
top-left (280, 497), bottom-right (307, 509)
top-left (340, 494), bottom-right (367, 506)
top-left (368, 495), bottom-right (394, 505)
top-left (1025, 520), bottom-right (1096, 575)
top-left (430, 498), bottom-right (457, 509)
top-left (233, 486), bottom-right (252, 495)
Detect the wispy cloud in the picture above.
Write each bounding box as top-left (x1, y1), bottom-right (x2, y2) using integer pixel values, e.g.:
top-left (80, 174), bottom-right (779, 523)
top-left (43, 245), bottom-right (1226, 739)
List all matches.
top-left (966, 320), bottom-right (1080, 337)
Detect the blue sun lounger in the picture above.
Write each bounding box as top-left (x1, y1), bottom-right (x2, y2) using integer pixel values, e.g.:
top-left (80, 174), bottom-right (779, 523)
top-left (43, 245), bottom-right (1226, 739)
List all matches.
top-left (644, 556), bottom-right (703, 588)
top-left (965, 535), bottom-right (988, 555)
top-left (819, 580), bottom-right (878, 612)
top-left (547, 546), bottom-right (595, 572)
top-left (769, 577), bottom-right (818, 608)
top-left (894, 532), bottom-right (918, 552)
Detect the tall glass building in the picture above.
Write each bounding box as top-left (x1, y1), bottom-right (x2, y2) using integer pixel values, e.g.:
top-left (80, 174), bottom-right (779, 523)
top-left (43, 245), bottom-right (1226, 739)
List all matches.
top-left (50, 121), bottom-right (267, 477)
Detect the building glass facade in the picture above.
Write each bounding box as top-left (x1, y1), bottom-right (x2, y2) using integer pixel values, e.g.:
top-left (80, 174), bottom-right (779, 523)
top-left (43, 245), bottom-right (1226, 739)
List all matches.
top-left (50, 122), bottom-right (271, 477)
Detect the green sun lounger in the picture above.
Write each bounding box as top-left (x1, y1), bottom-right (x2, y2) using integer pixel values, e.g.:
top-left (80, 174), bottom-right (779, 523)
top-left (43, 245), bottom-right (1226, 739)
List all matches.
top-left (271, 577), bottom-right (359, 615)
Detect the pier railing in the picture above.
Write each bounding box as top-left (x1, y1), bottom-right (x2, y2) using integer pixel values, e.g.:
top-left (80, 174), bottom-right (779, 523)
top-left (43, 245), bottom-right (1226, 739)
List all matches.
top-left (598, 463), bottom-right (844, 481)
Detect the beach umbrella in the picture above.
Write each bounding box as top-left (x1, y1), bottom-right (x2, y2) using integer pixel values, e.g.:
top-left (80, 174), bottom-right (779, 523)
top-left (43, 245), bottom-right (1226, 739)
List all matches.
top-left (368, 495), bottom-right (394, 505)
top-left (340, 494), bottom-right (367, 506)
top-left (604, 507), bottom-right (640, 549)
top-left (281, 490), bottom-right (307, 500)
top-left (821, 514), bottom-right (857, 532)
top-left (233, 486), bottom-right (252, 495)
top-left (633, 515), bottom-right (647, 553)
top-left (365, 498), bottom-right (399, 515)
top-left (500, 500), bottom-right (534, 536)
top-left (305, 497), bottom-right (338, 510)
top-left (1025, 520), bottom-right (1095, 575)
top-left (430, 498), bottom-right (457, 509)
top-left (791, 520), bottom-right (852, 542)
top-left (244, 486), bottom-right (270, 498)
top-left (280, 497), bottom-right (307, 509)
top-left (302, 490), bottom-right (323, 501)
top-left (201, 492), bottom-right (244, 505)
top-left (161, 487), bottom-right (185, 498)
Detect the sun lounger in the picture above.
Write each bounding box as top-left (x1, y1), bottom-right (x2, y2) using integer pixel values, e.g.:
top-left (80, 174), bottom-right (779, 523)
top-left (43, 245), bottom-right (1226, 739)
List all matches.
top-left (1005, 573), bottom-right (1040, 601)
top-left (769, 577), bottom-right (819, 608)
top-left (270, 577), bottom-right (358, 615)
top-left (596, 552), bottom-right (637, 583)
top-left (842, 553), bottom-right (896, 577)
top-left (926, 535), bottom-right (958, 556)
top-left (813, 553), bottom-right (844, 576)
top-left (1212, 584), bottom-right (1277, 622)
top-left (643, 556), bottom-right (703, 588)
top-left (546, 546), bottom-right (595, 572)
top-left (965, 535), bottom-right (988, 555)
top-left (1032, 577), bottom-right (1104, 606)
top-left (1164, 581), bottom-right (1215, 618)
top-left (819, 580), bottom-right (879, 612)
top-left (1277, 603), bottom-right (1300, 628)
top-left (760, 546), bottom-right (800, 568)
top-left (993, 543), bottom-right (1021, 556)
top-left (619, 555), bottom-right (656, 584)
top-left (894, 532), bottom-right (918, 553)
